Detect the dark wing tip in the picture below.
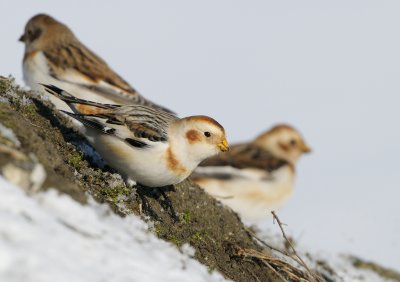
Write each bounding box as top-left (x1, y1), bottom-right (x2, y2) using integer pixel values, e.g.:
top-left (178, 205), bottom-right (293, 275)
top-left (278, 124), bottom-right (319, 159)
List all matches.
top-left (125, 138), bottom-right (149, 148)
top-left (60, 110), bottom-right (73, 116)
top-left (59, 110), bottom-right (81, 120)
top-left (40, 83), bottom-right (62, 92)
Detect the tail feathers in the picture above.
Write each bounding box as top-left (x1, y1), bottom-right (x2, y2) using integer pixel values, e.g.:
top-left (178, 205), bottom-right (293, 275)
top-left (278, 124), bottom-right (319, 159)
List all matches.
top-left (60, 110), bottom-right (114, 134)
top-left (40, 84), bottom-right (120, 113)
top-left (41, 84), bottom-right (80, 103)
top-left (40, 84), bottom-right (175, 115)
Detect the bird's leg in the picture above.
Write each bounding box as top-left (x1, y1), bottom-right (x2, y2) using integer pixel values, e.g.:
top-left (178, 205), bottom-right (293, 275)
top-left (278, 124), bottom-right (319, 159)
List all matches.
top-left (159, 185), bottom-right (179, 222)
top-left (134, 185), bottom-right (161, 221)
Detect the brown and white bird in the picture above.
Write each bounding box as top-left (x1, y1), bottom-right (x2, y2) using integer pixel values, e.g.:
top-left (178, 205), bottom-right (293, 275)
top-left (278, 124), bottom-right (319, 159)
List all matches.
top-left (19, 14), bottom-right (172, 113)
top-left (42, 84), bottom-right (229, 187)
top-left (192, 125), bottom-right (311, 222)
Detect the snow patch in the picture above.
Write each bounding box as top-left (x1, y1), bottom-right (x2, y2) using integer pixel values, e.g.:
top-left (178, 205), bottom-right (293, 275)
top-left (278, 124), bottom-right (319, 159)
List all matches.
top-left (0, 176), bottom-right (229, 282)
top-left (314, 251), bottom-right (398, 282)
top-left (256, 228), bottom-right (397, 282)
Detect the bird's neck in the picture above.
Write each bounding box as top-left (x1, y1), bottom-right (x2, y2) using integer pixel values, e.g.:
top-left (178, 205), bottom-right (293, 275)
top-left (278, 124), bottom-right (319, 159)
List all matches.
top-left (167, 136), bottom-right (204, 177)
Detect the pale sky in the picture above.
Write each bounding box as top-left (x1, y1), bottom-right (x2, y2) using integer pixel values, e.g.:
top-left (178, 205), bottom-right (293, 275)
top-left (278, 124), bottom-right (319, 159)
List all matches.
top-left (1, 1), bottom-right (399, 270)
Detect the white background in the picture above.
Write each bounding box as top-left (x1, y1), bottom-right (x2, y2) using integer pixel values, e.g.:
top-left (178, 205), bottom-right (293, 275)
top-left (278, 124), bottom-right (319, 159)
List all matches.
top-left (1, 0), bottom-right (399, 270)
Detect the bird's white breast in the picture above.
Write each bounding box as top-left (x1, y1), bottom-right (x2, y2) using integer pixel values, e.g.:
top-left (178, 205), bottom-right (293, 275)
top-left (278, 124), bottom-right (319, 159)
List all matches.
top-left (23, 51), bottom-right (69, 111)
top-left (85, 131), bottom-right (188, 187)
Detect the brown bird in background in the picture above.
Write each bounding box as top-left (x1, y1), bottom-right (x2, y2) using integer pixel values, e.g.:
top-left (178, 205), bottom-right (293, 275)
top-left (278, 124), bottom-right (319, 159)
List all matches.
top-left (19, 14), bottom-right (172, 113)
top-left (192, 124), bottom-right (311, 222)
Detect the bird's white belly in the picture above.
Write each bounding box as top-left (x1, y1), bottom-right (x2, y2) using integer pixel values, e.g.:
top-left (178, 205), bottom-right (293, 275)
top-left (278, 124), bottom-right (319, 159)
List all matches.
top-left (87, 133), bottom-right (185, 187)
top-left (23, 51), bottom-right (121, 112)
top-left (194, 166), bottom-right (295, 222)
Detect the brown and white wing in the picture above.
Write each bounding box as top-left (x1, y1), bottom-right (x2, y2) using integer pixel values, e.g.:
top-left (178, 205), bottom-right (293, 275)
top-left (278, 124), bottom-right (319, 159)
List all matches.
top-left (42, 84), bottom-right (177, 146)
top-left (43, 41), bottom-right (173, 113)
top-left (199, 143), bottom-right (287, 172)
top-left (61, 108), bottom-right (175, 148)
top-left (107, 105), bottom-right (177, 142)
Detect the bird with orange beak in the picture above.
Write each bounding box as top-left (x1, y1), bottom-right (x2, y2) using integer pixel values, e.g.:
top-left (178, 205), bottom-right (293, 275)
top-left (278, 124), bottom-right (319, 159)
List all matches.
top-left (42, 84), bottom-right (229, 187)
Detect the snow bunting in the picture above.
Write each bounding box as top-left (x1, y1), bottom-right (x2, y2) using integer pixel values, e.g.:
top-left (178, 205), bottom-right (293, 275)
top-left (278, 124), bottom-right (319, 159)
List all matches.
top-left (42, 84), bottom-right (229, 187)
top-left (192, 125), bottom-right (311, 222)
top-left (19, 14), bottom-right (172, 113)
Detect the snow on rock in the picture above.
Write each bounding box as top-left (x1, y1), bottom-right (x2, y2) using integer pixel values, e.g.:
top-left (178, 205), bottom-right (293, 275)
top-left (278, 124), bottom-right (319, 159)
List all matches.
top-left (315, 252), bottom-right (398, 282)
top-left (0, 122), bottom-right (20, 147)
top-left (0, 176), bottom-right (229, 282)
top-left (0, 122), bottom-right (47, 192)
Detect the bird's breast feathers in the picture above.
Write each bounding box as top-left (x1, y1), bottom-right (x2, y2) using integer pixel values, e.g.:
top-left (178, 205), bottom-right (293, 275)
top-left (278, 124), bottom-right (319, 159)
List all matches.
top-left (88, 133), bottom-right (188, 187)
top-left (23, 51), bottom-right (51, 89)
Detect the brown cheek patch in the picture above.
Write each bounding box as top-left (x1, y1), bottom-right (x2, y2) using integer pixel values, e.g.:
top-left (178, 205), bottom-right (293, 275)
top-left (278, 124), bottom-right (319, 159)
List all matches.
top-left (186, 130), bottom-right (202, 144)
top-left (166, 147), bottom-right (187, 175)
top-left (279, 142), bottom-right (290, 152)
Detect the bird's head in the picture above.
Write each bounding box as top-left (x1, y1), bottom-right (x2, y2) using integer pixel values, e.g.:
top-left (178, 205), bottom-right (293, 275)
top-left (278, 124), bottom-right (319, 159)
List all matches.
top-left (254, 124), bottom-right (311, 164)
top-left (19, 14), bottom-right (75, 52)
top-left (169, 115), bottom-right (229, 164)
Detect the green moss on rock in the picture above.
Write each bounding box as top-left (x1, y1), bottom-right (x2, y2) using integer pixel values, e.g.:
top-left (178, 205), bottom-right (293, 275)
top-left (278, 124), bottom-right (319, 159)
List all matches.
top-left (101, 185), bottom-right (131, 203)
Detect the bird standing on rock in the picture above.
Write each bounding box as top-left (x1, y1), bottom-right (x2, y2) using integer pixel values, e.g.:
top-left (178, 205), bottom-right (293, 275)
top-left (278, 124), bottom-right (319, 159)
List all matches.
top-left (192, 125), bottom-right (311, 222)
top-left (19, 14), bottom-right (172, 113)
top-left (42, 84), bottom-right (229, 188)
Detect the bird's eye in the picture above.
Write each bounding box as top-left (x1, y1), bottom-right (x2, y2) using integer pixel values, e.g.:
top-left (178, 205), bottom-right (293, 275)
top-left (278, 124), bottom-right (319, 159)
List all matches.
top-left (26, 28), bottom-right (42, 42)
top-left (204, 131), bottom-right (211, 137)
top-left (290, 139), bottom-right (297, 146)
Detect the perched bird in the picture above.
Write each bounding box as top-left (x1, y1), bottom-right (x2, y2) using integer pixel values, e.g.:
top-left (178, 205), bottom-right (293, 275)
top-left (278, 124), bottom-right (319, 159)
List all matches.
top-left (42, 84), bottom-right (229, 187)
top-left (19, 14), bottom-right (172, 113)
top-left (192, 125), bottom-right (311, 222)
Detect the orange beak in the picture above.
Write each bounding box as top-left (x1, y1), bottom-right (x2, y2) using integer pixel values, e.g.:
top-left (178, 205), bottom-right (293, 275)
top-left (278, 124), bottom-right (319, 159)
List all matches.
top-left (218, 139), bottom-right (229, 152)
